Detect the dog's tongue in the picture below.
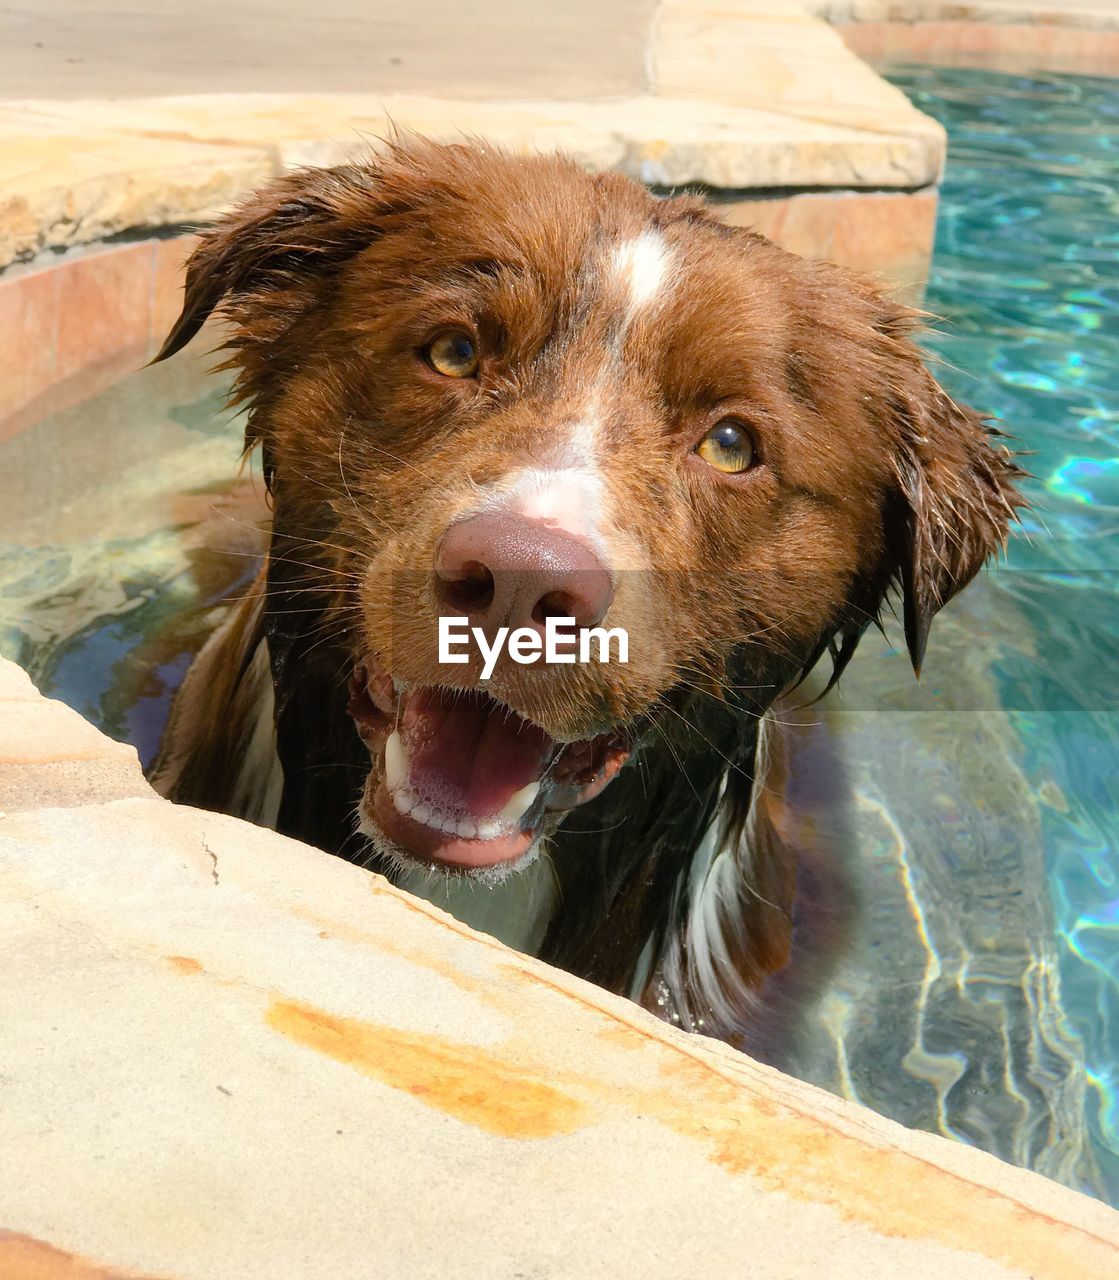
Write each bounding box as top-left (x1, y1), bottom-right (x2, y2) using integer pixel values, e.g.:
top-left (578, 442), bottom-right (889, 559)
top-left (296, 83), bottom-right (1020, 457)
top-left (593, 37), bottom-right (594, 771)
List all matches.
top-left (400, 688), bottom-right (554, 818)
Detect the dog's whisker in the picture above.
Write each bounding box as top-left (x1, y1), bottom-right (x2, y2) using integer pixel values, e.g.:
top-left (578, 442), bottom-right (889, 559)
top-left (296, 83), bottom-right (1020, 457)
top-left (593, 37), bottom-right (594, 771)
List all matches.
top-left (645, 713), bottom-right (704, 806)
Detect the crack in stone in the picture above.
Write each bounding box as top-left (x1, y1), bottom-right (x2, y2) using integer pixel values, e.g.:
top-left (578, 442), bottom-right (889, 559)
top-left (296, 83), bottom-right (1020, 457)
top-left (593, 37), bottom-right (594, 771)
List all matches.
top-left (201, 833), bottom-right (220, 887)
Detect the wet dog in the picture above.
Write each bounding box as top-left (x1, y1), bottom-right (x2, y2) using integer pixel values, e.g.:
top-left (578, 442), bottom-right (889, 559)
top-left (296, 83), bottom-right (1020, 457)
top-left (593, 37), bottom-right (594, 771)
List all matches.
top-left (150, 140), bottom-right (1022, 1038)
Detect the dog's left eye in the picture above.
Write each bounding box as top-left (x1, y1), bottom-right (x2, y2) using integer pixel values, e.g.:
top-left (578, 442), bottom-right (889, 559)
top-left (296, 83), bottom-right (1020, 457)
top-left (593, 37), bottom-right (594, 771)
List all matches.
top-left (425, 330), bottom-right (479, 379)
top-left (695, 419), bottom-right (757, 474)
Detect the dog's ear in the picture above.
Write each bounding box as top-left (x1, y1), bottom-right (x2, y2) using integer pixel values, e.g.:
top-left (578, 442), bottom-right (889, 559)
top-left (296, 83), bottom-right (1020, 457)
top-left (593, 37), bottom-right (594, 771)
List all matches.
top-left (877, 317), bottom-right (1026, 677)
top-left (153, 164), bottom-right (379, 364)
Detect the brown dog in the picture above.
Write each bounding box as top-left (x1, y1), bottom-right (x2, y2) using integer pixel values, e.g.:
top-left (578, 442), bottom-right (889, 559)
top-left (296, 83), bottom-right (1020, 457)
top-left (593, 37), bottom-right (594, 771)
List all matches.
top-left (150, 139), bottom-right (1023, 1038)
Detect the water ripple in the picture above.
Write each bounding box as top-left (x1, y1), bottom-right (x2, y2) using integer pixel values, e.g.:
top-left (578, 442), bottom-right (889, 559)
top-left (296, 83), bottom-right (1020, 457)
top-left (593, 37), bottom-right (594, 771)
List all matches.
top-left (891, 65), bottom-right (1119, 1203)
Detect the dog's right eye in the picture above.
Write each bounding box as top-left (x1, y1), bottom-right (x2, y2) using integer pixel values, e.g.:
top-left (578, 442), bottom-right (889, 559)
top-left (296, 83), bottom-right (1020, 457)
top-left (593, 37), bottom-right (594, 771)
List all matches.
top-left (424, 331), bottom-right (479, 379)
top-left (694, 418), bottom-right (757, 475)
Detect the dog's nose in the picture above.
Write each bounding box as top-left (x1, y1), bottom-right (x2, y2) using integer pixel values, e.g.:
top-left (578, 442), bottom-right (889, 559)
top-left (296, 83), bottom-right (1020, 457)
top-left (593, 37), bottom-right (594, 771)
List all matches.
top-left (434, 511), bottom-right (614, 637)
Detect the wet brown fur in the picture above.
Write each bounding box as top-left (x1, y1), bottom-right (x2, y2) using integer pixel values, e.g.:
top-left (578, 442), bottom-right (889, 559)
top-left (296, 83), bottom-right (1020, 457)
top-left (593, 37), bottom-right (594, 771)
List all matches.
top-left (150, 139), bottom-right (1024, 1039)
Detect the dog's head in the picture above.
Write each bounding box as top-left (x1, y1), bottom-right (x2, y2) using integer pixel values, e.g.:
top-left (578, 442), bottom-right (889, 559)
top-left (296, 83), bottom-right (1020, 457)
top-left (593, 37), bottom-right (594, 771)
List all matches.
top-left (159, 139), bottom-right (1023, 878)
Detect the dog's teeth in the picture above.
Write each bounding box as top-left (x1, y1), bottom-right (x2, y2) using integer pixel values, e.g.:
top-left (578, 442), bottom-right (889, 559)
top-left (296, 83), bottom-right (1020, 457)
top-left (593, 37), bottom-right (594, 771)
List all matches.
top-left (456, 817), bottom-right (478, 839)
top-left (476, 819), bottom-right (503, 840)
top-left (411, 802), bottom-right (433, 826)
top-left (392, 788), bottom-right (415, 817)
top-left (497, 780), bottom-right (540, 826)
top-left (384, 730), bottom-right (408, 793)
top-left (439, 813), bottom-right (458, 835)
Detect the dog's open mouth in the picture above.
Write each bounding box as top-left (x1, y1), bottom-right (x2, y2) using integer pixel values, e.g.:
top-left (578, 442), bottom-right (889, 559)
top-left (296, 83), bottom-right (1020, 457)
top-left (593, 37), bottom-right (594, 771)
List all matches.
top-left (347, 660), bottom-right (630, 871)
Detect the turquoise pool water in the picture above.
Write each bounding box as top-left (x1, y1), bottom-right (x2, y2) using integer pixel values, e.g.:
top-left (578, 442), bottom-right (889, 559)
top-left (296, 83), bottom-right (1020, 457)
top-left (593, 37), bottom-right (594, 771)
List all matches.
top-left (888, 64), bottom-right (1119, 1200)
top-left (1, 64), bottom-right (1116, 1205)
top-left (758, 64), bottom-right (1118, 1209)
top-left (0, 358), bottom-right (252, 769)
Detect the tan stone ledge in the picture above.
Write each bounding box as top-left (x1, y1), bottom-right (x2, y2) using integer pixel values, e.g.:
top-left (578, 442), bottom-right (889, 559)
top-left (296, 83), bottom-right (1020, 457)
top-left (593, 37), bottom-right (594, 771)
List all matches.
top-left (0, 89), bottom-right (943, 273)
top-left (808, 1), bottom-right (1119, 32)
top-left (1, 657), bottom-right (1118, 1275)
top-left (0, 1), bottom-right (946, 272)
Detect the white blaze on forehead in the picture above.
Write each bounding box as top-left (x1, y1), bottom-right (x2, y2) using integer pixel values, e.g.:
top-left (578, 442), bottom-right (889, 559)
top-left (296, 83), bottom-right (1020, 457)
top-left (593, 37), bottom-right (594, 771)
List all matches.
top-left (567, 402), bottom-right (601, 466)
top-left (610, 229), bottom-right (673, 319)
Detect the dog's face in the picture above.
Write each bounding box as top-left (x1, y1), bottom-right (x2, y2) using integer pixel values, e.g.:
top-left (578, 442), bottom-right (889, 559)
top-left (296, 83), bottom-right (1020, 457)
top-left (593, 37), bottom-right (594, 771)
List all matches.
top-left (160, 141), bottom-right (1022, 879)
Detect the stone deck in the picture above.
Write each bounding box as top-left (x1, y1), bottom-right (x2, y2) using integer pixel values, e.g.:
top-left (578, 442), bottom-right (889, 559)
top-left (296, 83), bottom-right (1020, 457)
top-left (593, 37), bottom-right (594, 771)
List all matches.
top-left (0, 1), bottom-right (944, 273)
top-left (0, 1), bottom-right (951, 438)
top-left (2, 656), bottom-right (1118, 1277)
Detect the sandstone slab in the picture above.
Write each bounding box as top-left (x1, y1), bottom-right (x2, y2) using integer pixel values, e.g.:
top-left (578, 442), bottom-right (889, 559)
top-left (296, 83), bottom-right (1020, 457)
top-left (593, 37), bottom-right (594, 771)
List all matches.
top-left (0, 112), bottom-right (274, 266)
top-left (0, 3), bottom-right (948, 270)
top-left (0, 656), bottom-right (1118, 1277)
top-left (810, 0), bottom-right (1119, 29)
top-left (656, 0), bottom-right (946, 142)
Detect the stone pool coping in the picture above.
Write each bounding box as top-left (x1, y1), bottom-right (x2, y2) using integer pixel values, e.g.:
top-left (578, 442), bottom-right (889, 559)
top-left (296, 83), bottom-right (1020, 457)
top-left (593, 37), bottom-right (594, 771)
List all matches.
top-left (4, 0), bottom-right (1113, 284)
top-left (1, 0), bottom-right (954, 435)
top-left (813, 0), bottom-right (1119, 25)
top-left (0, 1), bottom-right (946, 271)
top-left (2, 653), bottom-right (1118, 1276)
top-left (4, 0), bottom-right (1114, 438)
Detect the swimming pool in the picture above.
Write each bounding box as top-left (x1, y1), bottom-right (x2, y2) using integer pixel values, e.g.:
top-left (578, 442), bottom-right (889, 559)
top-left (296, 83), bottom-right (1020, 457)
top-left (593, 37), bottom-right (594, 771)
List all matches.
top-left (906, 62), bottom-right (1119, 1203)
top-left (833, 63), bottom-right (1119, 1201)
top-left (1, 64), bottom-right (1116, 1204)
